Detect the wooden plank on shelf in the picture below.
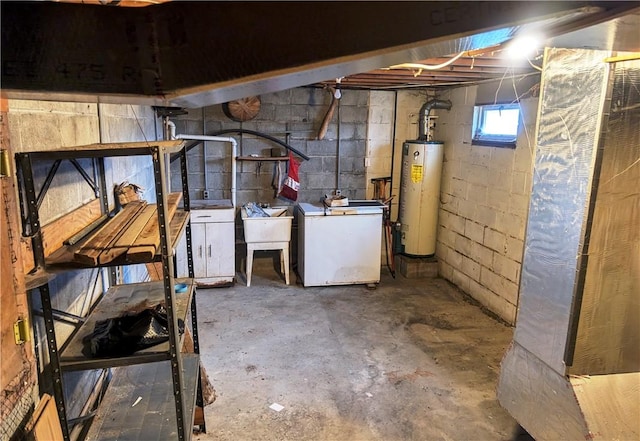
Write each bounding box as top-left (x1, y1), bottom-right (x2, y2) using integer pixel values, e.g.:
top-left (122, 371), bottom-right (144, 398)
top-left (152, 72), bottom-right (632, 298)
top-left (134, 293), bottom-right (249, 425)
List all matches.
top-left (155, 209), bottom-right (190, 262)
top-left (167, 192), bottom-right (183, 217)
top-left (168, 210), bottom-right (189, 248)
top-left (20, 237), bottom-right (35, 275)
top-left (44, 199), bottom-right (188, 269)
top-left (127, 193), bottom-right (182, 263)
top-left (73, 201), bottom-right (146, 266)
top-left (236, 156), bottom-right (289, 161)
top-left (98, 204), bottom-right (156, 265)
top-left (27, 140), bottom-right (185, 157)
top-left (145, 209), bottom-right (189, 279)
top-left (20, 198), bottom-right (102, 274)
top-left (145, 262), bottom-right (164, 281)
top-left (42, 199), bottom-right (103, 257)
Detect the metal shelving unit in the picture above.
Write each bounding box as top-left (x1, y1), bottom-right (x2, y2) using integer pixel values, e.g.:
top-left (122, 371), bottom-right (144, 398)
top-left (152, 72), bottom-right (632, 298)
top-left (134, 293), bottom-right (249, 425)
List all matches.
top-left (15, 140), bottom-right (205, 441)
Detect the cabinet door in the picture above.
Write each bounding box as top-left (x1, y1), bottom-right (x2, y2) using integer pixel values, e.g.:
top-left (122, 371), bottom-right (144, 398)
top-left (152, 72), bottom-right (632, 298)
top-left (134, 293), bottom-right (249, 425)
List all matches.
top-left (205, 222), bottom-right (235, 278)
top-left (190, 222), bottom-right (208, 278)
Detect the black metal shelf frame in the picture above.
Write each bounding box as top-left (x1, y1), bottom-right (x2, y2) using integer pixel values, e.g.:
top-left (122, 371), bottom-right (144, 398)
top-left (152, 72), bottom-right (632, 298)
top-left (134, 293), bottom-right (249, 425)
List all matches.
top-left (15, 140), bottom-right (204, 441)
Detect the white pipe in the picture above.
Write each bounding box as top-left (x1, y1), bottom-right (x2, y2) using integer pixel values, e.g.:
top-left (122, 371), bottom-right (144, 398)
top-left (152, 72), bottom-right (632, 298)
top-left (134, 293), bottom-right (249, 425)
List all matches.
top-left (163, 118), bottom-right (176, 191)
top-left (166, 120), bottom-right (177, 140)
top-left (176, 134), bottom-right (238, 208)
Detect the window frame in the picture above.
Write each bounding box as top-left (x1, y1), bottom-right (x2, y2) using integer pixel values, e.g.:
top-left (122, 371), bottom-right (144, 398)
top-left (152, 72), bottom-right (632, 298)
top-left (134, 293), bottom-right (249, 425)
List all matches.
top-left (471, 103), bottom-right (520, 148)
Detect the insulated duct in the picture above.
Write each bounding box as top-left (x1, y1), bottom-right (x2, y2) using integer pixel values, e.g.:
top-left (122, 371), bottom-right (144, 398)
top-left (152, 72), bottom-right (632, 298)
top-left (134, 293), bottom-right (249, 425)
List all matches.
top-left (498, 47), bottom-right (640, 441)
top-left (418, 99), bottom-right (452, 141)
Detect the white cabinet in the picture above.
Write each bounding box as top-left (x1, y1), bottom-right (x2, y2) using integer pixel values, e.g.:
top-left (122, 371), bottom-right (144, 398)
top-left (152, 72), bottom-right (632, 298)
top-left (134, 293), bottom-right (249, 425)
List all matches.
top-left (189, 201), bottom-right (235, 286)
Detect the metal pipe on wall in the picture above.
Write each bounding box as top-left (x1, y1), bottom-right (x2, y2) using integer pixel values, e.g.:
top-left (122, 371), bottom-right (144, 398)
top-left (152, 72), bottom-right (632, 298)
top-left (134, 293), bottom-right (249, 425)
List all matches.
top-left (336, 98), bottom-right (341, 194)
top-left (418, 99), bottom-right (451, 141)
top-left (202, 107), bottom-right (208, 193)
top-left (390, 90), bottom-right (398, 218)
top-left (175, 134), bottom-right (238, 208)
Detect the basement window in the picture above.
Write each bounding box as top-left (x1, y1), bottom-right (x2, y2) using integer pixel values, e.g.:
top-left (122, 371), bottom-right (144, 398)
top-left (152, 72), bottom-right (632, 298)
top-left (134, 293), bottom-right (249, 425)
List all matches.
top-left (472, 103), bottom-right (520, 148)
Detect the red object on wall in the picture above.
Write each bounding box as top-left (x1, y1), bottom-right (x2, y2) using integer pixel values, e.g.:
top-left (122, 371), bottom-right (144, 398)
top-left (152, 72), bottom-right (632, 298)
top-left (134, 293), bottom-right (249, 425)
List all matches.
top-left (279, 152), bottom-right (300, 201)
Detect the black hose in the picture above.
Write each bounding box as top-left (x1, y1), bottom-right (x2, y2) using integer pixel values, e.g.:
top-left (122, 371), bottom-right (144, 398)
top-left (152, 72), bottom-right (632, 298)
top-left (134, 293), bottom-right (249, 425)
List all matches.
top-left (184, 128), bottom-right (310, 161)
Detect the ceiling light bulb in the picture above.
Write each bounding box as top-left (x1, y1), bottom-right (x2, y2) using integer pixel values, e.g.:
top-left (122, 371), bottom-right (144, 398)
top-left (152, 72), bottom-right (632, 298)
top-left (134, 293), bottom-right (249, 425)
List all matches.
top-left (505, 35), bottom-right (541, 60)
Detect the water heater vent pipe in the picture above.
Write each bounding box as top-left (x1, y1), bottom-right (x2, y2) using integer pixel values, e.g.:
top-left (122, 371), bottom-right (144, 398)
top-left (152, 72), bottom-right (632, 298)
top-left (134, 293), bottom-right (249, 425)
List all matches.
top-left (418, 99), bottom-right (452, 141)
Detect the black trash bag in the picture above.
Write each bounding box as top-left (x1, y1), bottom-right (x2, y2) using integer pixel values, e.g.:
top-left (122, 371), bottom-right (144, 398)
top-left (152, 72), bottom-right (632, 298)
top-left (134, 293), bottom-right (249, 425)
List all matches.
top-left (83, 304), bottom-right (185, 358)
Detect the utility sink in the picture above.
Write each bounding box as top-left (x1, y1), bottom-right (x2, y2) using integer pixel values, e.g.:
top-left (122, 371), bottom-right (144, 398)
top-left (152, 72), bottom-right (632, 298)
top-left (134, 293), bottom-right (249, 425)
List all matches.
top-left (241, 207), bottom-right (293, 287)
top-left (241, 207), bottom-right (293, 243)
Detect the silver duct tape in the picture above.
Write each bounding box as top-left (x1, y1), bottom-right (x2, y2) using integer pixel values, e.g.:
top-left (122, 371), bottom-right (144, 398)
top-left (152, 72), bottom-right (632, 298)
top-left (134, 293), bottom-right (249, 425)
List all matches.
top-left (514, 47), bottom-right (611, 375)
top-left (570, 59), bottom-right (640, 375)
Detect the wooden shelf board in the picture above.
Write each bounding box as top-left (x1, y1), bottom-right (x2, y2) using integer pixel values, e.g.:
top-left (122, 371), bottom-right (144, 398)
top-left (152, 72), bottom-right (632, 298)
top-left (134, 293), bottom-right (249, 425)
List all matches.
top-left (236, 156), bottom-right (289, 161)
top-left (24, 268), bottom-right (57, 291)
top-left (85, 354), bottom-right (199, 441)
top-left (22, 140), bottom-right (185, 160)
top-left (60, 278), bottom-right (195, 371)
top-left (43, 209), bottom-right (190, 270)
top-left (169, 210), bottom-right (190, 254)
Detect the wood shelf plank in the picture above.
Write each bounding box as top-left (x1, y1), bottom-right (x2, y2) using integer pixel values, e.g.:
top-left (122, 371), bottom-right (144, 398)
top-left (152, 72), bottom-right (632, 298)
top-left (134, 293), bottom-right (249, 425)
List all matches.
top-left (97, 204), bottom-right (156, 265)
top-left (73, 202), bottom-right (147, 266)
top-left (23, 140), bottom-right (186, 160)
top-left (236, 156), bottom-right (289, 161)
top-left (60, 278), bottom-right (195, 371)
top-left (42, 209), bottom-right (190, 270)
top-left (126, 193), bottom-right (183, 263)
top-left (85, 354), bottom-right (199, 441)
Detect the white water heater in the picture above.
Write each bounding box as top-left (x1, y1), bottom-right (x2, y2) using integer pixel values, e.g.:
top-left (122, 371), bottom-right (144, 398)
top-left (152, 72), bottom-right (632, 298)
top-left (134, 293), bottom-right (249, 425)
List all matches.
top-left (399, 140), bottom-right (444, 256)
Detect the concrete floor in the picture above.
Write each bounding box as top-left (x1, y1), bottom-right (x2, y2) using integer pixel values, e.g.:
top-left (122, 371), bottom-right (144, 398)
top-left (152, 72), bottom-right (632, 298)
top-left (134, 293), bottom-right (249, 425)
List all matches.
top-left (194, 257), bottom-right (530, 441)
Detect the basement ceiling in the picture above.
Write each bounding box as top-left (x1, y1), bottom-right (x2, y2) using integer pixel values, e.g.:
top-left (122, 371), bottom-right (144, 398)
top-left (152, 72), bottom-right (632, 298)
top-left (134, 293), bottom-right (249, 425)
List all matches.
top-left (317, 52), bottom-right (540, 91)
top-left (318, 5), bottom-right (640, 91)
top-left (2, 2), bottom-right (639, 106)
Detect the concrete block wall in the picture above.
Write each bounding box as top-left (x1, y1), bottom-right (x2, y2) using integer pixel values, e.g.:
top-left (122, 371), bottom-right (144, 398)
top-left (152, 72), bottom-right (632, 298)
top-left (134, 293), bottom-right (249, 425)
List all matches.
top-left (7, 100), bottom-right (100, 223)
top-left (365, 91), bottom-right (394, 200)
top-left (7, 101), bottom-right (158, 222)
top-left (169, 87), bottom-right (370, 206)
top-left (435, 86), bottom-right (538, 325)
